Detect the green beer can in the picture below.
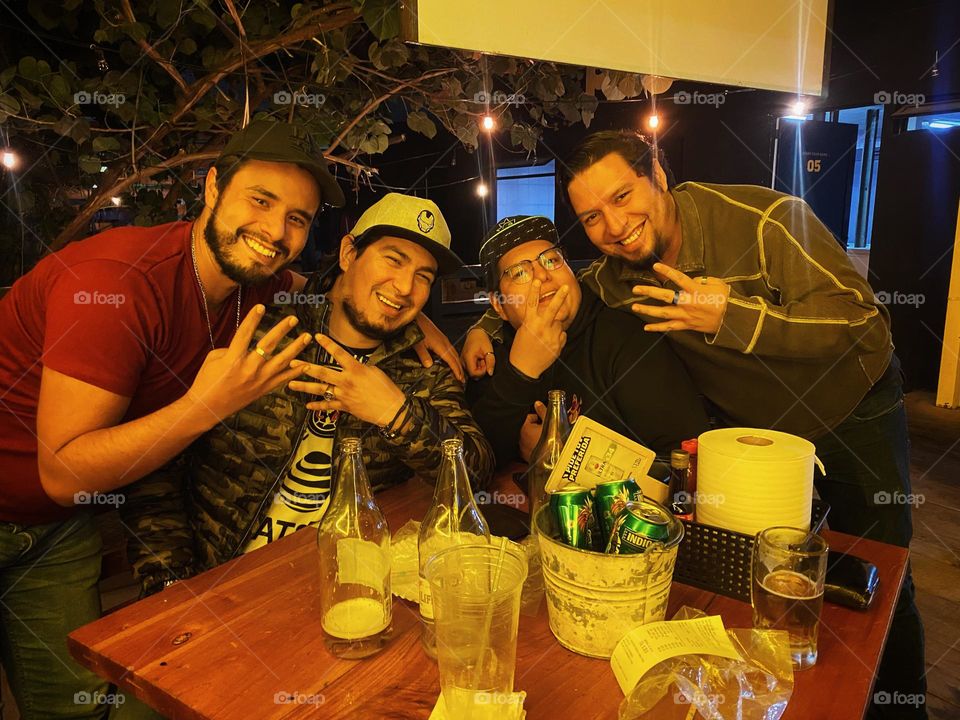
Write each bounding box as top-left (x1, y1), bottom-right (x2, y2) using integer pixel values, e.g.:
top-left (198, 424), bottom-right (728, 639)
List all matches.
top-left (593, 479), bottom-right (644, 547)
top-left (605, 500), bottom-right (671, 555)
top-left (549, 485), bottom-right (597, 549)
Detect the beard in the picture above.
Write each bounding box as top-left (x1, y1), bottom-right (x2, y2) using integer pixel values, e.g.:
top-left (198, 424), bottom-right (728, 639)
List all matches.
top-left (203, 201), bottom-right (288, 287)
top-left (622, 226), bottom-right (672, 272)
top-left (341, 293), bottom-right (406, 343)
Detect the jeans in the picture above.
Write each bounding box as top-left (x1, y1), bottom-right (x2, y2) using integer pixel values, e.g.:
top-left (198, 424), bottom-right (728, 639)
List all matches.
top-left (814, 355), bottom-right (927, 720)
top-left (0, 512), bottom-right (112, 720)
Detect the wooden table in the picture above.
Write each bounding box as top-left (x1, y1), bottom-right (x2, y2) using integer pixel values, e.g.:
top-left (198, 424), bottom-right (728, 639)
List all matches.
top-left (69, 478), bottom-right (908, 720)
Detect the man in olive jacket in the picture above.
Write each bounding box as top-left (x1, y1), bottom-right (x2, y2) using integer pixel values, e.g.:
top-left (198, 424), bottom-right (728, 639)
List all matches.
top-left (121, 193), bottom-right (494, 595)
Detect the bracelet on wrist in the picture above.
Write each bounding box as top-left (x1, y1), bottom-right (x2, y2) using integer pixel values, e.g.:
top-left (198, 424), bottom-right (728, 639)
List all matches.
top-left (379, 397), bottom-right (410, 439)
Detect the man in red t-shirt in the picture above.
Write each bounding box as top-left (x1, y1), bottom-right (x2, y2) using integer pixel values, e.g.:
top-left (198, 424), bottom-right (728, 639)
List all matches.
top-left (0, 120), bottom-right (346, 719)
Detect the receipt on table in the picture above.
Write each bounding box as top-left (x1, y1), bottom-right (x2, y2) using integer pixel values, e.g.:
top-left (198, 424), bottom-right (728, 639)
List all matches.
top-left (610, 615), bottom-right (743, 694)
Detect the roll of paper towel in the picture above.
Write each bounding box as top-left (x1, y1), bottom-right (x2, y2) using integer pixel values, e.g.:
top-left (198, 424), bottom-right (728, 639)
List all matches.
top-left (695, 428), bottom-right (818, 535)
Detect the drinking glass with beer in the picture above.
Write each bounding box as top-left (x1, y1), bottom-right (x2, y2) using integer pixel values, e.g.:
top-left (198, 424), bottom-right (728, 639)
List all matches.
top-left (751, 526), bottom-right (828, 670)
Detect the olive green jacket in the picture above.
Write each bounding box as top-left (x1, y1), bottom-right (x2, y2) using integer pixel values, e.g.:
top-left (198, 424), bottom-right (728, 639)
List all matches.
top-left (121, 278), bottom-right (494, 593)
top-left (477, 181), bottom-right (892, 439)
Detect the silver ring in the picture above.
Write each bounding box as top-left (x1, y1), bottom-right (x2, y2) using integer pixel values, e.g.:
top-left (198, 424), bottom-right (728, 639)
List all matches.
top-left (323, 386), bottom-right (335, 402)
top-left (671, 290), bottom-right (681, 306)
top-left (698, 276), bottom-right (710, 285)
top-left (484, 352), bottom-right (495, 358)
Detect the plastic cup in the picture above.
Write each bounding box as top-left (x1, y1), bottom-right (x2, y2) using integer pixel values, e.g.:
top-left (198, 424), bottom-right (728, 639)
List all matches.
top-left (424, 542), bottom-right (528, 719)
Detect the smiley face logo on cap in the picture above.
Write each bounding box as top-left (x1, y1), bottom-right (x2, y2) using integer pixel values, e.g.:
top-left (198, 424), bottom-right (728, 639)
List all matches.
top-left (417, 210), bottom-right (435, 233)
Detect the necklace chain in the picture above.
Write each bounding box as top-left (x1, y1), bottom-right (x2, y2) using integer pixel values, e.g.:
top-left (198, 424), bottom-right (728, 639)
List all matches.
top-left (190, 224), bottom-right (241, 350)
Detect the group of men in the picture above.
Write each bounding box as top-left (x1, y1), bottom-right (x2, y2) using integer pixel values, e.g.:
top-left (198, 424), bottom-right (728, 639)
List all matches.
top-left (0, 120), bottom-right (924, 720)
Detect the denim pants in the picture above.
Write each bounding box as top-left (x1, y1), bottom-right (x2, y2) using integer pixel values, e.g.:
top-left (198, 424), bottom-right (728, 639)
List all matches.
top-left (814, 355), bottom-right (928, 720)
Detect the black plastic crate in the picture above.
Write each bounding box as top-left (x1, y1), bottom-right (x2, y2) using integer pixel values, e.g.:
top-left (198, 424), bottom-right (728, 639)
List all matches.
top-left (673, 500), bottom-right (831, 603)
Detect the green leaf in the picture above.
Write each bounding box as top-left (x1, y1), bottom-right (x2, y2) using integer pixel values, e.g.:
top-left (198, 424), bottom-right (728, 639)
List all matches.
top-left (0, 66), bottom-right (15, 90)
top-left (375, 38), bottom-right (409, 69)
top-left (69, 118), bottom-right (91, 144)
top-left (18, 57), bottom-right (39, 81)
top-left (121, 21), bottom-right (149, 43)
top-left (48, 75), bottom-right (72, 104)
top-left (368, 40), bottom-right (382, 69)
top-left (557, 99), bottom-right (580, 124)
top-left (406, 110), bottom-right (436, 139)
top-left (0, 94), bottom-right (21, 117)
top-left (510, 123), bottom-right (539, 153)
top-left (53, 116), bottom-right (75, 137)
top-left (577, 92), bottom-right (598, 128)
top-left (92, 137), bottom-right (122, 153)
top-left (190, 6), bottom-right (218, 32)
top-left (454, 122), bottom-right (479, 149)
top-left (156, 0), bottom-right (181, 29)
top-left (180, 37), bottom-right (197, 55)
top-left (79, 155), bottom-right (103, 174)
top-left (362, 0), bottom-right (401, 40)
top-left (616, 73), bottom-right (641, 99)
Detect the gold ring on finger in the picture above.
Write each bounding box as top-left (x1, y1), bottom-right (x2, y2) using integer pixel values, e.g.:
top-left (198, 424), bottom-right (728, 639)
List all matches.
top-left (254, 346), bottom-right (268, 358)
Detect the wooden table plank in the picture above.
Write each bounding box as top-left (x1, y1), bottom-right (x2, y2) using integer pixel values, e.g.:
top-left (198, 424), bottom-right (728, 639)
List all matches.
top-left (69, 478), bottom-right (908, 720)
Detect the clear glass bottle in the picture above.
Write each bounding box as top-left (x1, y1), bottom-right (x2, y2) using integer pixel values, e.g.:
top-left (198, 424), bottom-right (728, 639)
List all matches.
top-left (527, 389), bottom-right (572, 526)
top-left (318, 438), bottom-right (392, 659)
top-left (418, 437), bottom-right (490, 659)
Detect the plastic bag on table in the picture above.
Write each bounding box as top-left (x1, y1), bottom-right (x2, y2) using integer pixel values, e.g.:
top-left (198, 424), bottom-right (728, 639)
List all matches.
top-left (392, 521), bottom-right (542, 614)
top-left (390, 520), bottom-right (421, 602)
top-left (618, 607), bottom-right (794, 720)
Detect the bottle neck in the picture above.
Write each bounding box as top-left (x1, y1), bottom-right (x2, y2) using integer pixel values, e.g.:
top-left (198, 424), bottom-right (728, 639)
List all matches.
top-left (434, 446), bottom-right (476, 507)
top-left (330, 446), bottom-right (373, 511)
top-left (541, 392), bottom-right (571, 442)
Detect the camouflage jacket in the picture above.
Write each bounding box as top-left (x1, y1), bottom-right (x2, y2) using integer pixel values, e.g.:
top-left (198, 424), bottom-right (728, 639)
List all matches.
top-left (120, 277), bottom-right (494, 593)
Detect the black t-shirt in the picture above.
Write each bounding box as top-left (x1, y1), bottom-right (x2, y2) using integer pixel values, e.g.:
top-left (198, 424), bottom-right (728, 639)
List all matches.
top-left (468, 285), bottom-right (710, 467)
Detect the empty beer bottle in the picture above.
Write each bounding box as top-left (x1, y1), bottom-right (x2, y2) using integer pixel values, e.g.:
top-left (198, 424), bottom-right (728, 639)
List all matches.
top-left (418, 437), bottom-right (490, 659)
top-left (318, 438), bottom-right (392, 659)
top-left (527, 389), bottom-right (572, 527)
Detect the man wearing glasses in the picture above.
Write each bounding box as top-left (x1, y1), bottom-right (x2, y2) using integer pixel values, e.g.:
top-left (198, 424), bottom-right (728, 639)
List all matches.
top-left (467, 215), bottom-right (708, 468)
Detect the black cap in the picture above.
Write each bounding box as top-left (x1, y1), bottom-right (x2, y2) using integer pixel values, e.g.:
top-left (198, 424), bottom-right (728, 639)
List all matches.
top-left (220, 120), bottom-right (346, 208)
top-left (479, 215), bottom-right (560, 290)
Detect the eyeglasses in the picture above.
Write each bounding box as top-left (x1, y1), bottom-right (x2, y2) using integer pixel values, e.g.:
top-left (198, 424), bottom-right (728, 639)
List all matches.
top-left (499, 245), bottom-right (566, 285)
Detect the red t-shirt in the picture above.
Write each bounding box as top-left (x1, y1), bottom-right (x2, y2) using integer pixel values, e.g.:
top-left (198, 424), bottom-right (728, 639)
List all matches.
top-left (0, 221), bottom-right (292, 525)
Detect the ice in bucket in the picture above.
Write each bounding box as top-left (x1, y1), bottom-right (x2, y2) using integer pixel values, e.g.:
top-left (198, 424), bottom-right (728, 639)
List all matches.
top-left (424, 542), bottom-right (527, 719)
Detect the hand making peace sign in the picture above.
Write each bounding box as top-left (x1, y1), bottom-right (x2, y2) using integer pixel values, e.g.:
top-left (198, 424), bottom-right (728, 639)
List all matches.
top-left (630, 262), bottom-right (732, 334)
top-left (508, 279), bottom-right (570, 379)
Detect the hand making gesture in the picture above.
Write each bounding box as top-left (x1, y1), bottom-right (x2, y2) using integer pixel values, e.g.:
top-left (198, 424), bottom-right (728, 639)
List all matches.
top-left (630, 263), bottom-right (731, 334)
top-left (288, 333), bottom-right (407, 427)
top-left (509, 279), bottom-right (570, 379)
top-left (186, 305), bottom-right (313, 425)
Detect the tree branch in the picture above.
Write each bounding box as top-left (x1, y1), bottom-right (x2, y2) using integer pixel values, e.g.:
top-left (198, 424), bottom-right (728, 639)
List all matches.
top-left (119, 0), bottom-right (188, 92)
top-left (326, 67), bottom-right (456, 155)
